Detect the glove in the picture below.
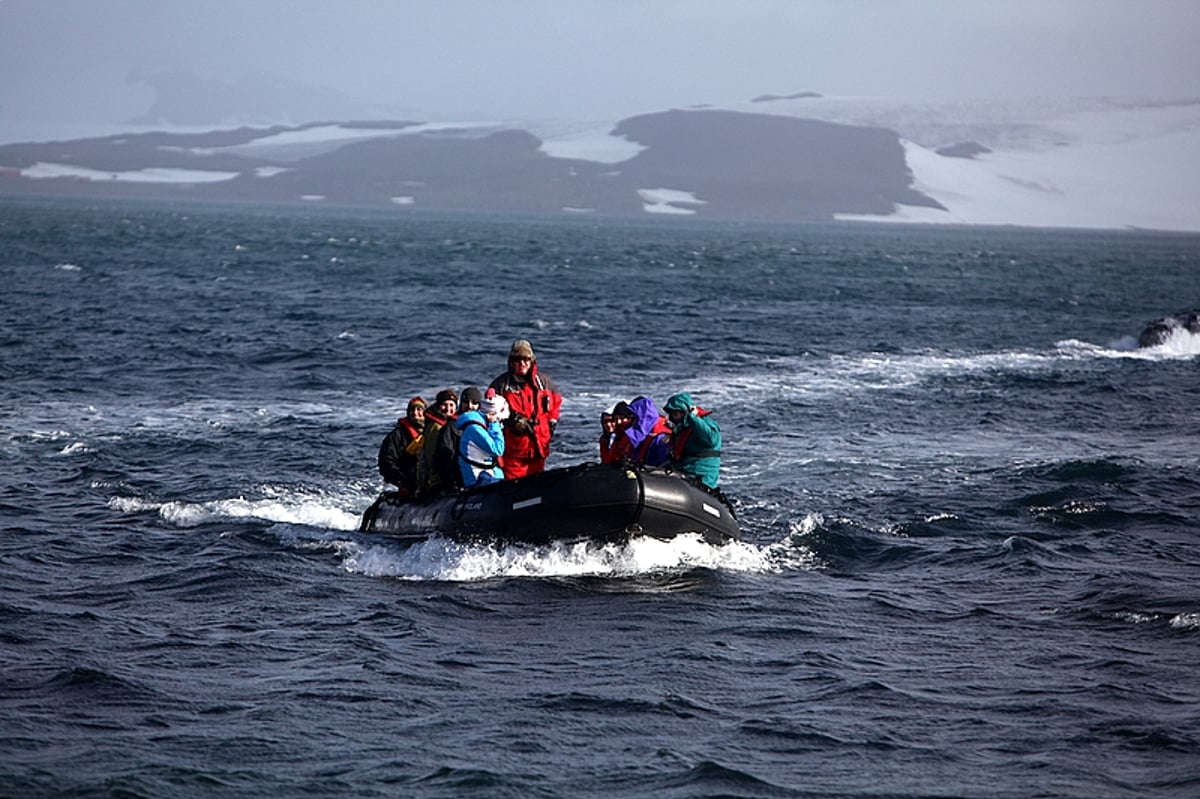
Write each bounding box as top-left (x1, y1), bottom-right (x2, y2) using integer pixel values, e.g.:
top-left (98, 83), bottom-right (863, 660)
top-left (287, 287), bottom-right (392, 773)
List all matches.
top-left (508, 413), bottom-right (535, 436)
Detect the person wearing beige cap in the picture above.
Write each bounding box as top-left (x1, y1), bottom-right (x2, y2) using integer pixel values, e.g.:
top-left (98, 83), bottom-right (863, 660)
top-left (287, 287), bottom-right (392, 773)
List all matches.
top-left (488, 339), bottom-right (562, 479)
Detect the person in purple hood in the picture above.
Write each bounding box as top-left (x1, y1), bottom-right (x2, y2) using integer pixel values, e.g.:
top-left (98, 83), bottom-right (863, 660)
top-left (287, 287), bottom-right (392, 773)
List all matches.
top-left (609, 395), bottom-right (671, 467)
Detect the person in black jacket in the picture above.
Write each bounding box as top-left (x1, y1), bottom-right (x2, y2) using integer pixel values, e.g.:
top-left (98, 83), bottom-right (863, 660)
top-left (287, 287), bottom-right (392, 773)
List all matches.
top-left (433, 386), bottom-right (482, 489)
top-left (377, 396), bottom-right (426, 495)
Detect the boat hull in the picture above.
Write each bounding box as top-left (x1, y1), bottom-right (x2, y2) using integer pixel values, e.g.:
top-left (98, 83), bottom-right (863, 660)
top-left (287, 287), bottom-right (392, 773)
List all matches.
top-left (359, 462), bottom-right (739, 546)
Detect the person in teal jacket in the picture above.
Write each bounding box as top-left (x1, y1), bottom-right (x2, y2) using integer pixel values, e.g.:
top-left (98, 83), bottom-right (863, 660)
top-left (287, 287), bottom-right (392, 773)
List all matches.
top-left (663, 392), bottom-right (722, 489)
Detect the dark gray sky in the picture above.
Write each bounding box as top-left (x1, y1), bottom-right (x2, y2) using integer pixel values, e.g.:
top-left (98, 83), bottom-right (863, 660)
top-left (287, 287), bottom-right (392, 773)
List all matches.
top-left (3, 0), bottom-right (1198, 129)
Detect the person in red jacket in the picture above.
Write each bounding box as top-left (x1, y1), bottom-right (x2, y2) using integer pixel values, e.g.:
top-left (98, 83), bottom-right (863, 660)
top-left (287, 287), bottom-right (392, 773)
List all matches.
top-left (598, 406), bottom-right (621, 463)
top-left (488, 339), bottom-right (562, 479)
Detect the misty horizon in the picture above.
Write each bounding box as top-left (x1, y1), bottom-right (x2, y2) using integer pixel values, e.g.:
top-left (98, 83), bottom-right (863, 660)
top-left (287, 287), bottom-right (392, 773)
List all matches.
top-left (3, 0), bottom-right (1199, 134)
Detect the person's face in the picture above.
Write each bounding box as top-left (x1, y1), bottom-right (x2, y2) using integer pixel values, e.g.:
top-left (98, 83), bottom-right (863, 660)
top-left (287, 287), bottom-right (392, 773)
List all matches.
top-left (510, 356), bottom-right (532, 376)
top-left (439, 399), bottom-right (457, 416)
top-left (602, 416), bottom-right (616, 433)
top-left (616, 414), bottom-right (635, 430)
top-left (463, 399), bottom-right (481, 412)
top-left (667, 409), bottom-right (686, 427)
top-left (409, 405), bottom-right (425, 424)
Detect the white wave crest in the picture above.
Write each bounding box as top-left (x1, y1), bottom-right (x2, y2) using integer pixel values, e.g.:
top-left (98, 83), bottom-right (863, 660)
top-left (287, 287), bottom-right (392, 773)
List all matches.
top-left (1057, 330), bottom-right (1200, 359)
top-left (337, 533), bottom-right (778, 582)
top-left (107, 496), bottom-right (161, 514)
top-left (109, 488), bottom-right (364, 531)
top-left (1148, 327), bottom-right (1200, 357)
top-left (1169, 612), bottom-right (1200, 631)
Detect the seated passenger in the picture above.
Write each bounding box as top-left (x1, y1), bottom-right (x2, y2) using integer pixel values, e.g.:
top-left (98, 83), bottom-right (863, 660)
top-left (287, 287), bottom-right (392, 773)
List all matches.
top-left (625, 395), bottom-right (672, 467)
top-left (664, 392), bottom-right (722, 489)
top-left (608, 396), bottom-right (671, 466)
top-left (604, 401), bottom-right (636, 462)
top-left (377, 396), bottom-right (426, 495)
top-left (417, 388), bottom-right (458, 495)
top-left (433, 386), bottom-right (482, 489)
top-left (598, 410), bottom-right (618, 463)
top-left (457, 390), bottom-right (509, 488)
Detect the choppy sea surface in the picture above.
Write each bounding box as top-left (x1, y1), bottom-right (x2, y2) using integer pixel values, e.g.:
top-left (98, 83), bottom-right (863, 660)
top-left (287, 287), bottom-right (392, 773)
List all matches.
top-left (2, 197), bottom-right (1199, 798)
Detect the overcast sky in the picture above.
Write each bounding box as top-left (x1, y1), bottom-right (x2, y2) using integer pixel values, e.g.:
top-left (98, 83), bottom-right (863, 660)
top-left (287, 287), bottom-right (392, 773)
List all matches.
top-left (2, 0), bottom-right (1198, 131)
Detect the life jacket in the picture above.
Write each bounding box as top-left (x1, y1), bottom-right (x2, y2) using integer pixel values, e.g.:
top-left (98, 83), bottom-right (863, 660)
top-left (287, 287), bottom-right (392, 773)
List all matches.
top-left (634, 419), bottom-right (671, 464)
top-left (670, 410), bottom-right (722, 461)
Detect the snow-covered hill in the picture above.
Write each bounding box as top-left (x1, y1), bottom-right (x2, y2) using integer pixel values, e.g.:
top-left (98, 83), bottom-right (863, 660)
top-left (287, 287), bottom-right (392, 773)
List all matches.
top-left (2, 96), bottom-right (1197, 232)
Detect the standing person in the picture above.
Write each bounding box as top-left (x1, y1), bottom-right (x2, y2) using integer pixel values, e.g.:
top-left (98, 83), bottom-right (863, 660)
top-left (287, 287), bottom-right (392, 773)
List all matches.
top-left (663, 392), bottom-right (722, 489)
top-left (489, 339), bottom-right (562, 479)
top-left (416, 388), bottom-right (458, 495)
top-left (433, 386), bottom-right (482, 489)
top-left (457, 389), bottom-right (508, 488)
top-left (377, 396), bottom-right (426, 495)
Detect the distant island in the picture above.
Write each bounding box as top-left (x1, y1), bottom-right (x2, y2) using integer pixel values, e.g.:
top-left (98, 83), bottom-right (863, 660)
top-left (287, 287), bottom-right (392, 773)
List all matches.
top-left (2, 95), bottom-right (1198, 231)
top-left (0, 109), bottom-right (940, 222)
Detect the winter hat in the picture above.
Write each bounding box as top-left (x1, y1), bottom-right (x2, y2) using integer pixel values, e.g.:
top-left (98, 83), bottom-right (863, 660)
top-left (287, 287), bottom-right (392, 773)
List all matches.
top-left (612, 401), bottom-right (633, 419)
top-left (509, 339), bottom-right (535, 360)
top-left (481, 388), bottom-right (509, 420)
top-left (407, 396), bottom-right (427, 412)
top-left (460, 386), bottom-right (483, 407)
top-left (435, 388), bottom-right (458, 404)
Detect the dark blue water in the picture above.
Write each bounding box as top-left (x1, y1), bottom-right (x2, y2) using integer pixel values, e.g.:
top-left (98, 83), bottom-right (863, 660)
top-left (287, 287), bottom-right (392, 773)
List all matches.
top-left (2, 197), bottom-right (1199, 798)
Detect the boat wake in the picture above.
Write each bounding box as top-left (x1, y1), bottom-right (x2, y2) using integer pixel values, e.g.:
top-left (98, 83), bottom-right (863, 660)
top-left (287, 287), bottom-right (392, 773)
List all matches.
top-left (110, 483), bottom-right (818, 582)
top-left (107, 483), bottom-right (369, 531)
top-left (680, 332), bottom-right (1198, 412)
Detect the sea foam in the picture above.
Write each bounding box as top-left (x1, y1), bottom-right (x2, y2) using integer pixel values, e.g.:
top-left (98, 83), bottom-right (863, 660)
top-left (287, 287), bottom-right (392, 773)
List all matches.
top-left (334, 534), bottom-right (787, 583)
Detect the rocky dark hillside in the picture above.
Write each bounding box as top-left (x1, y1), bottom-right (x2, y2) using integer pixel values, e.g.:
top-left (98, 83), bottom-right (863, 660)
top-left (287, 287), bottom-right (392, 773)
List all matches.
top-left (0, 110), bottom-right (943, 220)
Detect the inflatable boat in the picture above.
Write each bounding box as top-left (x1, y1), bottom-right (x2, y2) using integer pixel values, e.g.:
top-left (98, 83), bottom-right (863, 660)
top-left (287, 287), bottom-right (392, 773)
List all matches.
top-left (359, 461), bottom-right (739, 546)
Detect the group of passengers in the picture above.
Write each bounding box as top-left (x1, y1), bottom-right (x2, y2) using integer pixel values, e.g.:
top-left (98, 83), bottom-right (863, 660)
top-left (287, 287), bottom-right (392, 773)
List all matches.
top-left (378, 339), bottom-right (722, 496)
top-left (378, 339), bottom-right (562, 494)
top-left (598, 392), bottom-right (722, 490)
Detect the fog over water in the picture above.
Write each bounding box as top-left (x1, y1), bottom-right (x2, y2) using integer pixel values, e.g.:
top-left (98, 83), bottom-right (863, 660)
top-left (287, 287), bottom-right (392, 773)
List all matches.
top-left (2, 0), bottom-right (1198, 131)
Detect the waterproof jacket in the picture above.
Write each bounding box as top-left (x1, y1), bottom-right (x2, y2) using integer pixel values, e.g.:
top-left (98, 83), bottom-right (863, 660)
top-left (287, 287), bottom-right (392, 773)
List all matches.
top-left (456, 410), bottom-right (506, 488)
top-left (377, 417), bottom-right (422, 491)
top-left (489, 363), bottom-right (562, 463)
top-left (417, 409), bottom-right (453, 492)
top-left (664, 392), bottom-right (722, 489)
top-left (610, 396), bottom-right (671, 467)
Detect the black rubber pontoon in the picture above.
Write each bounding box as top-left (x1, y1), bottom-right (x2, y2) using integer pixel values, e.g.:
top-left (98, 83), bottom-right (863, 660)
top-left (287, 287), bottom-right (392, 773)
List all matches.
top-left (359, 461), bottom-right (739, 546)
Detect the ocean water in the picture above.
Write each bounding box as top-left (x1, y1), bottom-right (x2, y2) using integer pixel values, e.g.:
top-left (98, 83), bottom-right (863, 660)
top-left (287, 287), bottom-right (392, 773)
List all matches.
top-left (2, 197), bottom-right (1198, 798)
